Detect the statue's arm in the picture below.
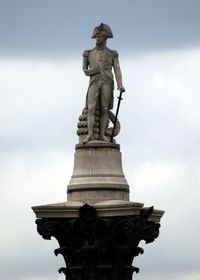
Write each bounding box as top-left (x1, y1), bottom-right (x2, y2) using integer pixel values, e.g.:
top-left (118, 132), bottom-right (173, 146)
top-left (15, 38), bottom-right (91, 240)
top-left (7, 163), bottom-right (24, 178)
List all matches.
top-left (83, 50), bottom-right (89, 75)
top-left (82, 50), bottom-right (100, 76)
top-left (113, 51), bottom-right (125, 92)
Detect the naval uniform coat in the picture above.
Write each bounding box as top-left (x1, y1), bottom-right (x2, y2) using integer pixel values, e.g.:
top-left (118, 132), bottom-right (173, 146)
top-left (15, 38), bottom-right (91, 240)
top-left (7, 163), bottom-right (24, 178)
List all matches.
top-left (83, 46), bottom-right (123, 110)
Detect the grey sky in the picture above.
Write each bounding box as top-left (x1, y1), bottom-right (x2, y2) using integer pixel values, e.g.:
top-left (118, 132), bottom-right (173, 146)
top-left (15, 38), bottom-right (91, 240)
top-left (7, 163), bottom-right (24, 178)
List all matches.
top-left (0, 0), bottom-right (200, 57)
top-left (1, 51), bottom-right (200, 280)
top-left (0, 1), bottom-right (200, 280)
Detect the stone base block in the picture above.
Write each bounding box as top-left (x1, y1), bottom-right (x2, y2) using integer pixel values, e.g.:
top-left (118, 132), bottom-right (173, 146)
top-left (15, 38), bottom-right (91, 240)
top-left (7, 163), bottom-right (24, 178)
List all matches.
top-left (67, 142), bottom-right (129, 202)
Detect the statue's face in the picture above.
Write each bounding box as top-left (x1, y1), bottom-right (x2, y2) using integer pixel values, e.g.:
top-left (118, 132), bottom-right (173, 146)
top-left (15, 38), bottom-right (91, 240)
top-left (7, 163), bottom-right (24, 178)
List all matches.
top-left (95, 34), bottom-right (106, 45)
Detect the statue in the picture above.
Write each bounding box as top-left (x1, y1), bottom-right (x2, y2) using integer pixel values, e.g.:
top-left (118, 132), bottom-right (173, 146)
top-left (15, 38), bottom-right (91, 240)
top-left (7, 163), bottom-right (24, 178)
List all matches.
top-left (78, 23), bottom-right (125, 144)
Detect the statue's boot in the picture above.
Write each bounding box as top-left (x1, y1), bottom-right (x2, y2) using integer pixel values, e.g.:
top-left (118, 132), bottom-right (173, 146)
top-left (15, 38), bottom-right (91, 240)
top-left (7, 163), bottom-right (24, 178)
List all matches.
top-left (83, 134), bottom-right (92, 144)
top-left (99, 135), bottom-right (110, 142)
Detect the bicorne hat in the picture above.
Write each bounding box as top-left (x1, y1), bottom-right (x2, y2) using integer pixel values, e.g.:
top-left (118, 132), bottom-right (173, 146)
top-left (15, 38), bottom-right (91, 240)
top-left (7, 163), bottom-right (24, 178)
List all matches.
top-left (91, 23), bottom-right (113, 39)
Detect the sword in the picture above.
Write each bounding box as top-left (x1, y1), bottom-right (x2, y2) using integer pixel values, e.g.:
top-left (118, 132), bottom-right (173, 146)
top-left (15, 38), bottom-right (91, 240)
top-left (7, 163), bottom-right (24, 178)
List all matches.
top-left (110, 88), bottom-right (124, 142)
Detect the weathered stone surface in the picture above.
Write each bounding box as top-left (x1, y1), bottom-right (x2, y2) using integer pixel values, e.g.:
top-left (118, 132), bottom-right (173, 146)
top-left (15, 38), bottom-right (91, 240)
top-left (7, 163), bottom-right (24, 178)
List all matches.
top-left (67, 142), bottom-right (129, 202)
top-left (82, 23), bottom-right (125, 144)
top-left (32, 200), bottom-right (164, 223)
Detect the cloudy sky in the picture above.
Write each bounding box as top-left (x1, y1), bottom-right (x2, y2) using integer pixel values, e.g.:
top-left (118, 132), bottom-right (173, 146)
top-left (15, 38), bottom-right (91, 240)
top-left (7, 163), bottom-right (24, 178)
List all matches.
top-left (1, 0), bottom-right (200, 279)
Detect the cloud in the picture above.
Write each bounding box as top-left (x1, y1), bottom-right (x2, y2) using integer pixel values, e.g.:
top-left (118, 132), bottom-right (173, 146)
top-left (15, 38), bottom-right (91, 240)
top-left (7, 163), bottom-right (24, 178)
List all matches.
top-left (175, 272), bottom-right (200, 280)
top-left (120, 48), bottom-right (200, 164)
top-left (1, 48), bottom-right (200, 279)
top-left (0, 152), bottom-right (70, 280)
top-left (0, 0), bottom-right (200, 57)
top-left (0, 58), bottom-right (84, 154)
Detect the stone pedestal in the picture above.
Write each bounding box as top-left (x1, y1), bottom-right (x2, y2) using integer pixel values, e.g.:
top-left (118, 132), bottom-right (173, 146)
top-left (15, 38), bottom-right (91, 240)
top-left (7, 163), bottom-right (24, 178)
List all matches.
top-left (32, 142), bottom-right (164, 279)
top-left (67, 142), bottom-right (129, 203)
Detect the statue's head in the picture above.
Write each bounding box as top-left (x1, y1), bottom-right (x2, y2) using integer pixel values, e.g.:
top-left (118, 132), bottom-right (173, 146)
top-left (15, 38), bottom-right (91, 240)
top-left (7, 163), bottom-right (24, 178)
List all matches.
top-left (92, 23), bottom-right (113, 45)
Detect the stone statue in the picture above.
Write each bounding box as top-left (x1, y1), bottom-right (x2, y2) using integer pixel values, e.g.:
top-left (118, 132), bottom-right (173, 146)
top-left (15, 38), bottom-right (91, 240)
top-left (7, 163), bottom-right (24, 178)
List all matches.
top-left (81, 23), bottom-right (125, 144)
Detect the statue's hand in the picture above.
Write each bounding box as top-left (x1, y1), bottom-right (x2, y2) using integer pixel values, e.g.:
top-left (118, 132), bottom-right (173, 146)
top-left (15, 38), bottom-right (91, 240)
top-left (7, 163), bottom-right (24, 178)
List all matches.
top-left (118, 86), bottom-right (125, 93)
top-left (84, 66), bottom-right (100, 76)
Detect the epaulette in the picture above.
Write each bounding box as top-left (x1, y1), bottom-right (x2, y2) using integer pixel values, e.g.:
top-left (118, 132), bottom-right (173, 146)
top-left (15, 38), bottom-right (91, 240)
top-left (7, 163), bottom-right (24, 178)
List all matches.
top-left (112, 50), bottom-right (119, 58)
top-left (82, 48), bottom-right (95, 57)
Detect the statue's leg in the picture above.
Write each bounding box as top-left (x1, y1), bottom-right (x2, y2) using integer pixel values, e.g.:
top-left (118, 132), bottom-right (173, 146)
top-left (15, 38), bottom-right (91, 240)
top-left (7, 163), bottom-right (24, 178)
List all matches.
top-left (99, 83), bottom-right (112, 141)
top-left (83, 82), bottom-right (99, 143)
